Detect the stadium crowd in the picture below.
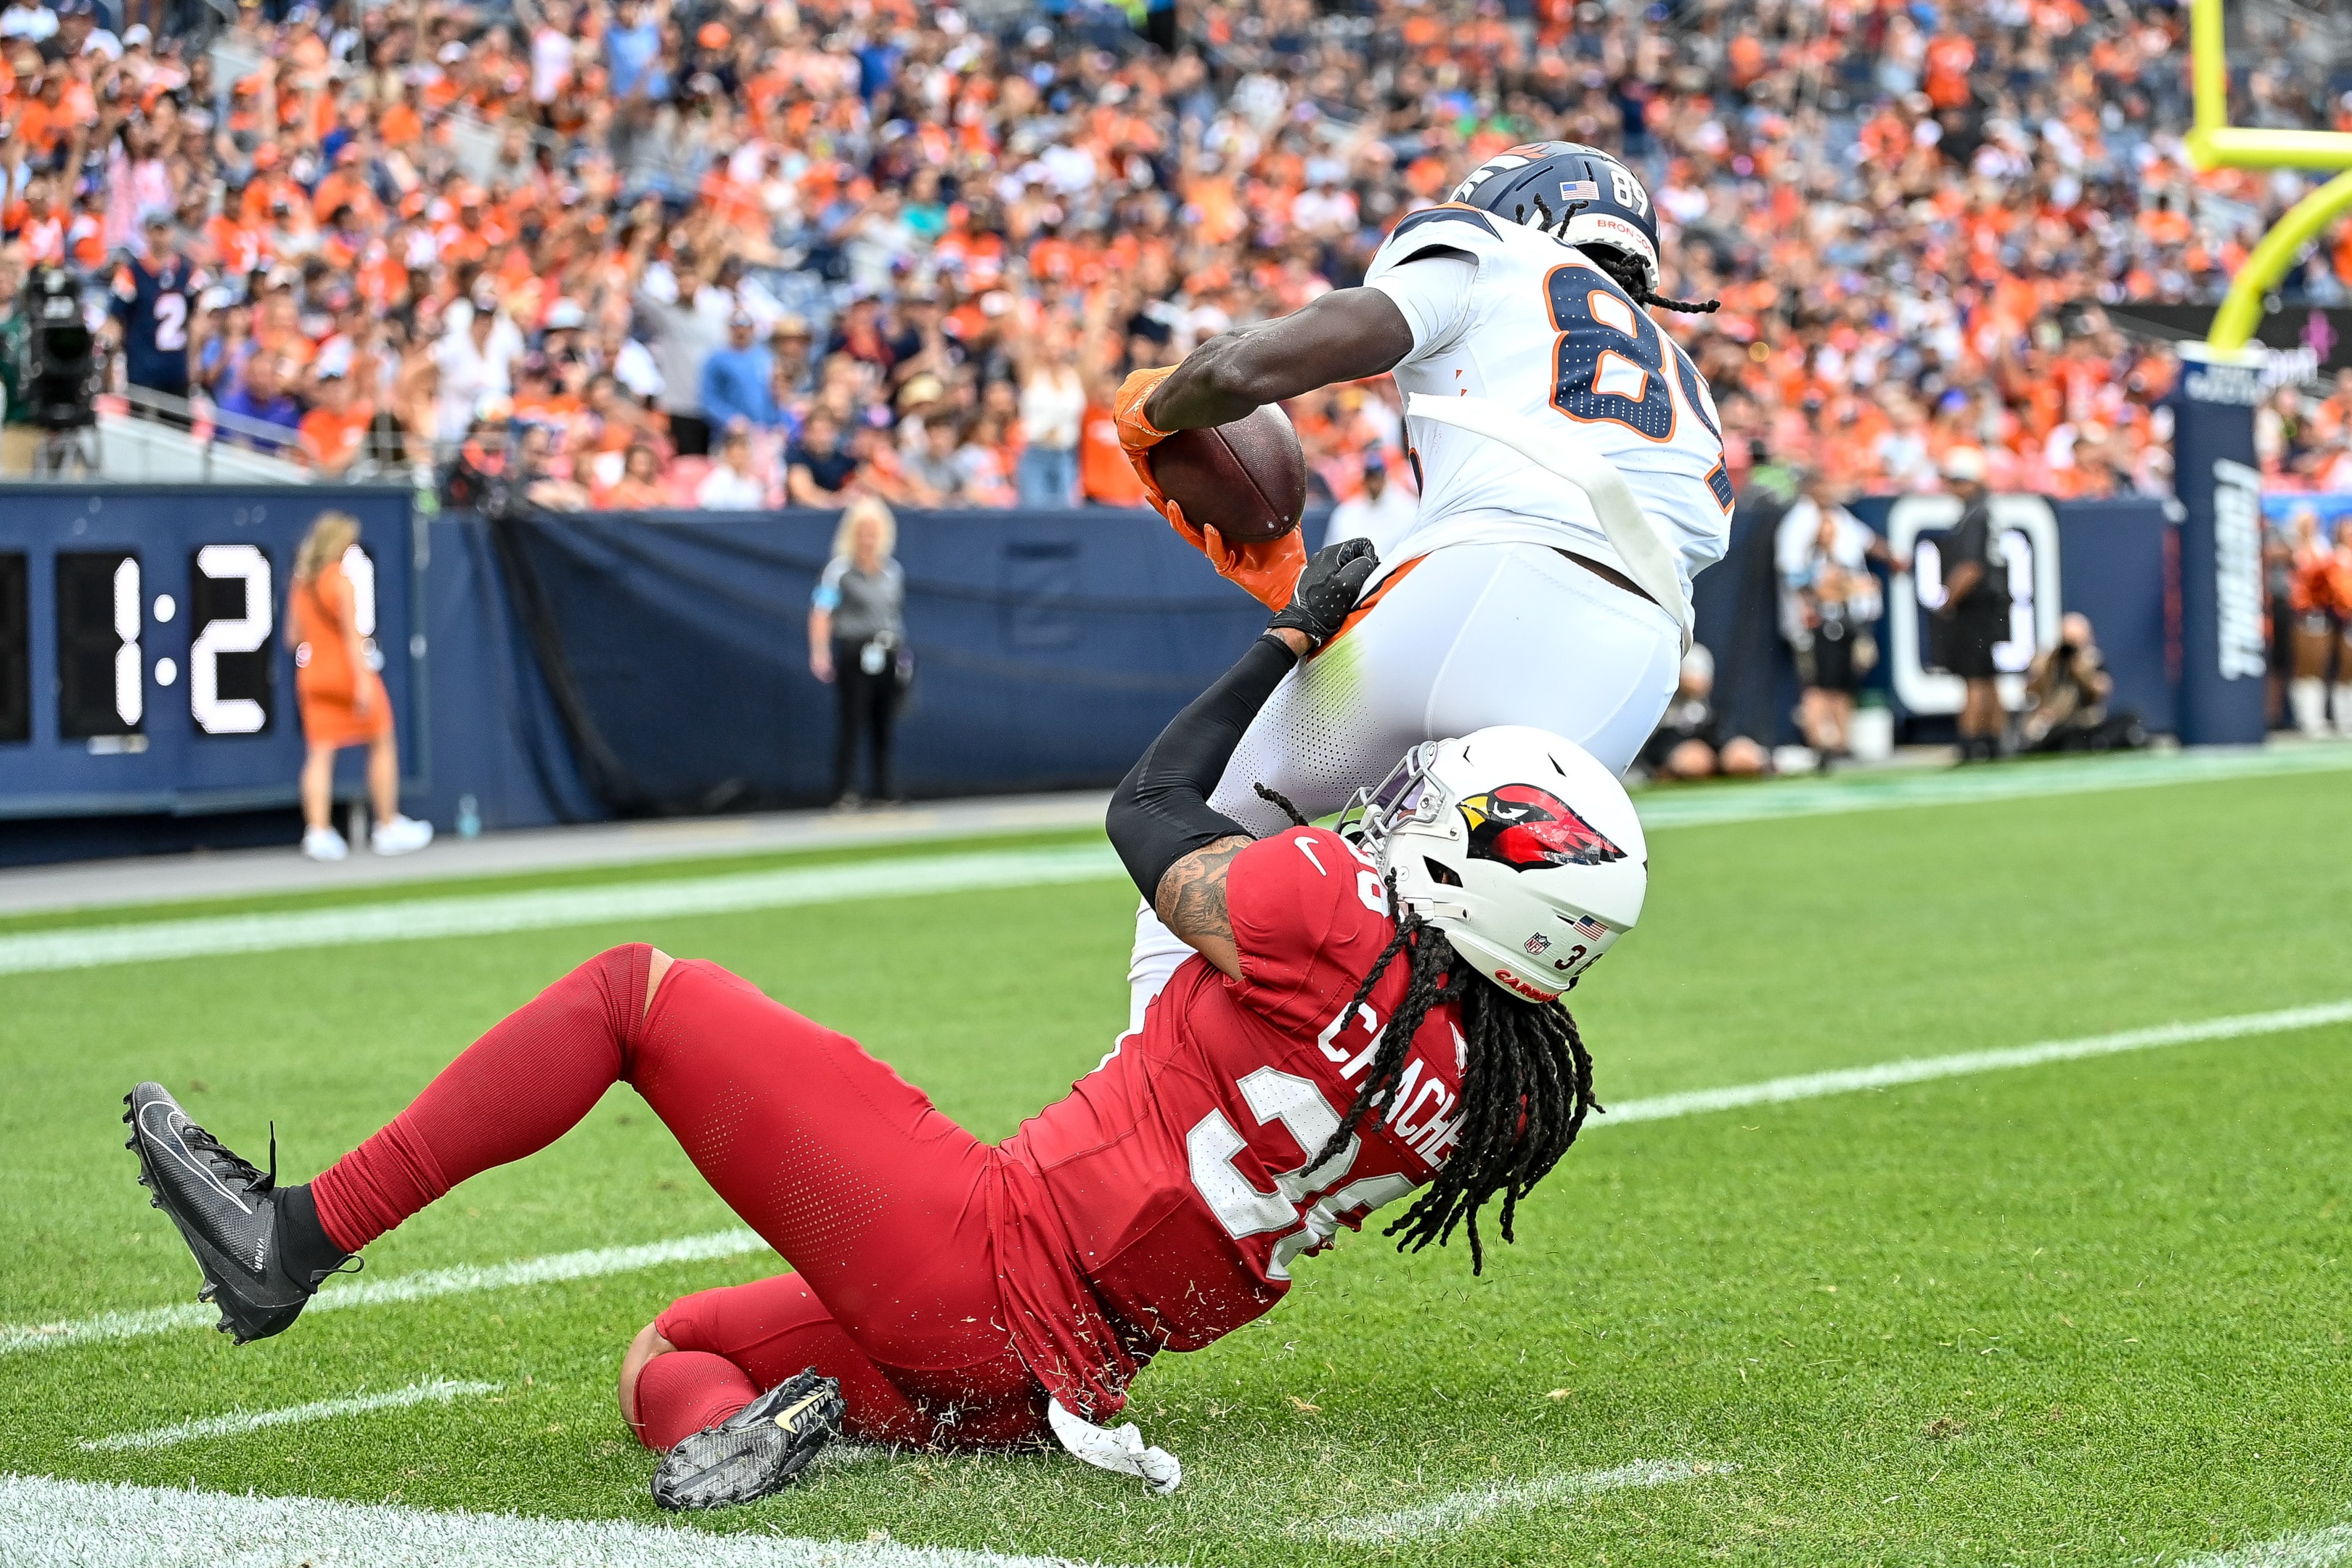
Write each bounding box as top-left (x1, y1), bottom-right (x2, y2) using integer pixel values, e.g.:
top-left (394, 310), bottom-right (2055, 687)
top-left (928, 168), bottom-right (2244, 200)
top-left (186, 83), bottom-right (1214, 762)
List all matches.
top-left (1, 0), bottom-right (2348, 513)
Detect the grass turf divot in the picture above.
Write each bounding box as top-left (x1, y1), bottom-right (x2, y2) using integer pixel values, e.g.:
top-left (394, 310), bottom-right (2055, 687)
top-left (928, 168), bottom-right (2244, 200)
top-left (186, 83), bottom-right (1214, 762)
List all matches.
top-left (78, 1379), bottom-right (500, 1452)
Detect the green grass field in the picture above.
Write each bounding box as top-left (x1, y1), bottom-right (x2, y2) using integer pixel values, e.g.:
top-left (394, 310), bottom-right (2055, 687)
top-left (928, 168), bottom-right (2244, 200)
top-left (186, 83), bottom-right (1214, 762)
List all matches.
top-left (4, 760), bottom-right (2351, 1565)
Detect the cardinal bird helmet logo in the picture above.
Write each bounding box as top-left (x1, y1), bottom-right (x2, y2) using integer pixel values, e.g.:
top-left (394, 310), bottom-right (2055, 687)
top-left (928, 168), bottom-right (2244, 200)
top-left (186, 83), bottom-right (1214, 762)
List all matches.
top-left (1458, 785), bottom-right (1626, 871)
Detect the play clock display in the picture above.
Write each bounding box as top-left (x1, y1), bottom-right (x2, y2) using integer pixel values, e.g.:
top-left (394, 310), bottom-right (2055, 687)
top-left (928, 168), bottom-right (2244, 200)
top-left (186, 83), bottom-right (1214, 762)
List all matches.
top-left (0, 488), bottom-right (419, 819)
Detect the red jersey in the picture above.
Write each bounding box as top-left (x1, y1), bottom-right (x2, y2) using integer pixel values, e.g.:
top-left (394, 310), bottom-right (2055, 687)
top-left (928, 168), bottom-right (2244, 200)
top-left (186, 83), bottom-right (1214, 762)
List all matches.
top-left (1009, 828), bottom-right (1466, 1372)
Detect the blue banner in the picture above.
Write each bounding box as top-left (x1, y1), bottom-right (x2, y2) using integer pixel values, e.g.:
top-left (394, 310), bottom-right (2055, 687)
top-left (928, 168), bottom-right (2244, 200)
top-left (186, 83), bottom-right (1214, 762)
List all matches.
top-left (2170, 346), bottom-right (2269, 746)
top-left (0, 486), bottom-right (418, 820)
top-left (489, 507), bottom-right (1269, 812)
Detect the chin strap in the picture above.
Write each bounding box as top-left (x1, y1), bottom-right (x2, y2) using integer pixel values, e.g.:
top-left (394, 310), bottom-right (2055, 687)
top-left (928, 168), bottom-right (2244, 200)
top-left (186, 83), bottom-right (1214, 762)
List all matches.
top-left (1047, 1398), bottom-right (1183, 1495)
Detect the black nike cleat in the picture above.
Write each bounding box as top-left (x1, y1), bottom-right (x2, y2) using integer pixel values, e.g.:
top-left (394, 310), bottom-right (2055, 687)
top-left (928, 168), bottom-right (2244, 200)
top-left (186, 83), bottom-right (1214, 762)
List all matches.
top-left (650, 1368), bottom-right (846, 1511)
top-left (123, 1082), bottom-right (351, 1344)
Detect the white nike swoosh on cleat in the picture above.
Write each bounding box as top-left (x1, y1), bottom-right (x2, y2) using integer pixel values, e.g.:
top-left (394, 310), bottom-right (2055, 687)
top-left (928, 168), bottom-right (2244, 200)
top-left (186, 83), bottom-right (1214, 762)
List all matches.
top-left (139, 1102), bottom-right (253, 1220)
top-left (770, 1392), bottom-right (827, 1432)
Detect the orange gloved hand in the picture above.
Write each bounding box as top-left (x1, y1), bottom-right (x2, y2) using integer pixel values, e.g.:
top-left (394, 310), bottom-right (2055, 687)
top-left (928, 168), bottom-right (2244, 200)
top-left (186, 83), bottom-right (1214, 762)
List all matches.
top-left (1163, 498), bottom-right (1310, 612)
top-left (1114, 365), bottom-right (1180, 515)
top-left (1114, 366), bottom-right (1308, 611)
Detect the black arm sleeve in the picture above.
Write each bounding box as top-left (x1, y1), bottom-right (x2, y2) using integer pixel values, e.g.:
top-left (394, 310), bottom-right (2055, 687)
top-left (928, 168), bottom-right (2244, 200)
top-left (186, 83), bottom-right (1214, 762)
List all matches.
top-left (1108, 632), bottom-right (1300, 902)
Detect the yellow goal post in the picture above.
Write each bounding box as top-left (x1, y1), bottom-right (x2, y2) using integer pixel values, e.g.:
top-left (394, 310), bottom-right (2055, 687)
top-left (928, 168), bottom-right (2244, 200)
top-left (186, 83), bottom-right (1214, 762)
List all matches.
top-left (2188, 0), bottom-right (2352, 351)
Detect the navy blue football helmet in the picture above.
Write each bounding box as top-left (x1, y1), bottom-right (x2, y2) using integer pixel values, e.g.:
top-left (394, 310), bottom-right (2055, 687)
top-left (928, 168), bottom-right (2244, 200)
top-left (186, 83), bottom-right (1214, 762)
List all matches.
top-left (1450, 141), bottom-right (1662, 296)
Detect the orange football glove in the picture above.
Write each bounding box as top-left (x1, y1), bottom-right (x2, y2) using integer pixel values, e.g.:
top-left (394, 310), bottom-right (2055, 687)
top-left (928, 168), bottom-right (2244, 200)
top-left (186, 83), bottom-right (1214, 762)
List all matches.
top-left (1116, 366), bottom-right (1307, 611)
top-left (1175, 507), bottom-right (1309, 612)
top-left (1114, 365), bottom-right (1179, 513)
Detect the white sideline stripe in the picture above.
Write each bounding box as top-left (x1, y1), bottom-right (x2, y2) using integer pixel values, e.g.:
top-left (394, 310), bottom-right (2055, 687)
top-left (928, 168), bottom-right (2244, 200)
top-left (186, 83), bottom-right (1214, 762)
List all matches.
top-left (1633, 742), bottom-right (2352, 831)
top-left (0, 1474), bottom-right (1109, 1568)
top-left (0, 845), bottom-right (1124, 976)
top-left (1598, 1000), bottom-right (2352, 1128)
top-left (77, 1379), bottom-right (499, 1452)
top-left (11, 745), bottom-right (2351, 973)
top-left (2179, 1523), bottom-right (2352, 1568)
top-left (1319, 1458), bottom-right (1730, 1541)
top-left (12, 998), bottom-right (2348, 1360)
top-left (0, 1228), bottom-right (770, 1356)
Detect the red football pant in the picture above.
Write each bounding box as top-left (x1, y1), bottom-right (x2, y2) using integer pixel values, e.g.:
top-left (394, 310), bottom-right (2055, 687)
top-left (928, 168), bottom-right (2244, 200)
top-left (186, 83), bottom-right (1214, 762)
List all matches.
top-left (309, 945), bottom-right (1048, 1449)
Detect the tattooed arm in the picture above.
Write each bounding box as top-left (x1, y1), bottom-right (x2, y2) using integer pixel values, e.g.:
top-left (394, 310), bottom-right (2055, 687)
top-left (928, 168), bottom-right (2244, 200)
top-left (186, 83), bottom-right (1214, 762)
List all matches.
top-left (1151, 834), bottom-right (1251, 979)
top-left (1106, 631), bottom-right (1303, 979)
top-left (1106, 542), bottom-right (1379, 977)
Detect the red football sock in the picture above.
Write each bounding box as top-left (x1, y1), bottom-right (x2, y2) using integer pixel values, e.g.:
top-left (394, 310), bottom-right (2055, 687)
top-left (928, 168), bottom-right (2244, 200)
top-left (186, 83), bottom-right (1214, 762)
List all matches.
top-left (634, 1351), bottom-right (759, 1450)
top-left (310, 945), bottom-right (650, 1254)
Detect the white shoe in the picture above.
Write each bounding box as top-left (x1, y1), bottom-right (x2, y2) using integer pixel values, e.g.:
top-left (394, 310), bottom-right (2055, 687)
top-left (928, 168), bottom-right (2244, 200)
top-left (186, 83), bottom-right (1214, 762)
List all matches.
top-left (370, 815), bottom-right (435, 857)
top-left (2291, 678), bottom-right (2327, 737)
top-left (301, 827), bottom-right (349, 862)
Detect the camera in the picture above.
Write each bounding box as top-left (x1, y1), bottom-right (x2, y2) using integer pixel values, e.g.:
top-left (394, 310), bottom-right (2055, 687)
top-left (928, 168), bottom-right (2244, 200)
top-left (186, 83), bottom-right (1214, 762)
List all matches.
top-left (24, 265), bottom-right (95, 431)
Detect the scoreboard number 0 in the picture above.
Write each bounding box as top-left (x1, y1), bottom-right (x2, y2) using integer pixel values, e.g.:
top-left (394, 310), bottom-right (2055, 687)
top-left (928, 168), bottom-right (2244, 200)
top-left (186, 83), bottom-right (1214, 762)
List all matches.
top-left (341, 543), bottom-right (383, 671)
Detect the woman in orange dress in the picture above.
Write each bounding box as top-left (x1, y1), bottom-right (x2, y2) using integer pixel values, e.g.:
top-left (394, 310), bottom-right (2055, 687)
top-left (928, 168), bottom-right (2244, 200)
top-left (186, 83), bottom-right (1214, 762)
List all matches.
top-left (285, 511), bottom-right (433, 861)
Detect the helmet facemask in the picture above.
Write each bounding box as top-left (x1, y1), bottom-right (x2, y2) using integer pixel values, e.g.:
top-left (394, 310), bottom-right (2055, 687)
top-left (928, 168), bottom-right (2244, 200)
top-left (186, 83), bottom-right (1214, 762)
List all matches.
top-left (1342, 729), bottom-right (1648, 1003)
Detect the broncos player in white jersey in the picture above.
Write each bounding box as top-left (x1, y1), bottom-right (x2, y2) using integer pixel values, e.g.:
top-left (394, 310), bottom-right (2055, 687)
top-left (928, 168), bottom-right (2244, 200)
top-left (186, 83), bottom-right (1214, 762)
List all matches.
top-left (1114, 142), bottom-right (1731, 1025)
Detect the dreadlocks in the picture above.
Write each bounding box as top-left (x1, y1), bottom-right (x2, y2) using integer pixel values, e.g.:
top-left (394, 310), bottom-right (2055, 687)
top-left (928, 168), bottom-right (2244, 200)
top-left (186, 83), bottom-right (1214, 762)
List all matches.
top-left (1300, 870), bottom-right (1602, 1275)
top-left (1506, 201), bottom-right (1722, 316)
top-left (1252, 782), bottom-right (1312, 828)
top-left (1586, 246), bottom-right (1721, 317)
top-left (1249, 778), bottom-right (1604, 1273)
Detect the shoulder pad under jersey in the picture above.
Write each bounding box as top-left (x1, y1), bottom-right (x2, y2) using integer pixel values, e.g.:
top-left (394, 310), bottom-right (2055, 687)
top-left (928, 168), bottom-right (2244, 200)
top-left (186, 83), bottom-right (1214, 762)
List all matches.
top-left (1366, 203), bottom-right (1511, 279)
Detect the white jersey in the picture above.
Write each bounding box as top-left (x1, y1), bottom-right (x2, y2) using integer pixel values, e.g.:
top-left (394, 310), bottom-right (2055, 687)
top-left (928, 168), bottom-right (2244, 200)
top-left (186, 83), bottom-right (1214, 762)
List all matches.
top-left (1363, 204), bottom-right (1733, 605)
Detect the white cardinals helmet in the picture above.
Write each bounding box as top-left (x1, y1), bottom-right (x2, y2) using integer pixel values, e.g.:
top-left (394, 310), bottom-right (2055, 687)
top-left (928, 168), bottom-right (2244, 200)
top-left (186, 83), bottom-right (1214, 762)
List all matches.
top-left (1338, 726), bottom-right (1647, 1003)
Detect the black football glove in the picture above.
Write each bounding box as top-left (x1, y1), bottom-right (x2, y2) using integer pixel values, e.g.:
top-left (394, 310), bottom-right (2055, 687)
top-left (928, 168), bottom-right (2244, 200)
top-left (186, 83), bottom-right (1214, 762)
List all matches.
top-left (1270, 538), bottom-right (1380, 650)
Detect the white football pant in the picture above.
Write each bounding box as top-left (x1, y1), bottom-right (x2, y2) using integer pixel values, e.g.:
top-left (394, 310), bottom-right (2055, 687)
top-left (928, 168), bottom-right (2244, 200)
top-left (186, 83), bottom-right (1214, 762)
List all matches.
top-left (1125, 541), bottom-right (1682, 1033)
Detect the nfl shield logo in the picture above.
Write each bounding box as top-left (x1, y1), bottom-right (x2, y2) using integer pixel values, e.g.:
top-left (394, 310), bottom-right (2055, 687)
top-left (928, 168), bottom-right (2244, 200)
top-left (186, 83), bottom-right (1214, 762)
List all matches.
top-left (1524, 933), bottom-right (1552, 956)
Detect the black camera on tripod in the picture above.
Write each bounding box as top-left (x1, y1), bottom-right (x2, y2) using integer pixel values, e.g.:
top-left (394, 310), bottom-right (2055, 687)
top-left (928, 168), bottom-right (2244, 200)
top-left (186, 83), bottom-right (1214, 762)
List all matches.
top-left (24, 265), bottom-right (95, 431)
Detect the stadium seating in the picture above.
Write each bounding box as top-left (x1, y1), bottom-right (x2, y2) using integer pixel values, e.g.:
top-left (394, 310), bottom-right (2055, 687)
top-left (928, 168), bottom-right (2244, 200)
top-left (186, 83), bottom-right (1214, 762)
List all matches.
top-left (6, 0), bottom-right (2346, 507)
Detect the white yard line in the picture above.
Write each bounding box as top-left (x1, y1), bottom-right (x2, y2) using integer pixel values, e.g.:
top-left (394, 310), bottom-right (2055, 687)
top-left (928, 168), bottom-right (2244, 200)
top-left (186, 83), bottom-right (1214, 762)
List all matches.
top-left (77, 1379), bottom-right (499, 1453)
top-left (2173, 1523), bottom-right (2352, 1568)
top-left (1318, 1458), bottom-right (1731, 1542)
top-left (0, 1474), bottom-right (1108, 1568)
top-left (1599, 1000), bottom-right (2352, 1127)
top-left (9, 745), bottom-right (2350, 975)
top-left (1632, 741), bottom-right (2352, 832)
top-left (0, 845), bottom-right (1124, 976)
top-left (1, 1228), bottom-right (769, 1356)
top-left (12, 999), bottom-right (2349, 1360)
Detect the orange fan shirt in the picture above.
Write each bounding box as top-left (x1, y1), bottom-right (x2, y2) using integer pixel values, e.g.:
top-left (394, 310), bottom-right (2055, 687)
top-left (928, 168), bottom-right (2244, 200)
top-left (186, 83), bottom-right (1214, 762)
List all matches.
top-left (300, 403), bottom-right (376, 473)
top-left (1079, 401), bottom-right (1144, 506)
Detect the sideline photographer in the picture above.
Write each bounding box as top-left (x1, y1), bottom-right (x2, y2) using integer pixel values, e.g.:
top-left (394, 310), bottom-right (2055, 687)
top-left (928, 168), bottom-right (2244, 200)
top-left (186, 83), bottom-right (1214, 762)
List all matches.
top-left (2021, 613), bottom-right (2147, 753)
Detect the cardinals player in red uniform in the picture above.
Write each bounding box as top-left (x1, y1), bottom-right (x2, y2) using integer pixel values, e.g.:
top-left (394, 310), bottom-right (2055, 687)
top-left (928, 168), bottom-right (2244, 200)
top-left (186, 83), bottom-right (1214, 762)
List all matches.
top-left (124, 539), bottom-right (1651, 1510)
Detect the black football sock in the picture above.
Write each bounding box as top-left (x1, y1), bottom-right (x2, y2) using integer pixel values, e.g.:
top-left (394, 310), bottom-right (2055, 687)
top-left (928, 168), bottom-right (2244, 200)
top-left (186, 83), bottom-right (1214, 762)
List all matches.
top-left (275, 1182), bottom-right (354, 1284)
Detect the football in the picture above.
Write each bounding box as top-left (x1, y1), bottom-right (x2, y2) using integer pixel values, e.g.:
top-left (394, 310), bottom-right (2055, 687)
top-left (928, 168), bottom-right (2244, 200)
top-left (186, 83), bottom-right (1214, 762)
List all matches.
top-left (1147, 404), bottom-right (1308, 544)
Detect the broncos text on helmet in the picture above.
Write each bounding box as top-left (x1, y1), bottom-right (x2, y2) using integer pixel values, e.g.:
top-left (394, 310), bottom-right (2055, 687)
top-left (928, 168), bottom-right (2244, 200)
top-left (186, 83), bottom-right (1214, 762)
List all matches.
top-left (1450, 141), bottom-right (1662, 298)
